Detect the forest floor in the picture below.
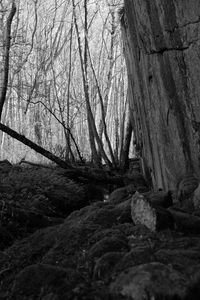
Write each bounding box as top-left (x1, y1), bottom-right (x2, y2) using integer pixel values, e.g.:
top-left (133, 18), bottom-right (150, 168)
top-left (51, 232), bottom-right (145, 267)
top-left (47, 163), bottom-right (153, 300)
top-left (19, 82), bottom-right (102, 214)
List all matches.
top-left (0, 160), bottom-right (200, 299)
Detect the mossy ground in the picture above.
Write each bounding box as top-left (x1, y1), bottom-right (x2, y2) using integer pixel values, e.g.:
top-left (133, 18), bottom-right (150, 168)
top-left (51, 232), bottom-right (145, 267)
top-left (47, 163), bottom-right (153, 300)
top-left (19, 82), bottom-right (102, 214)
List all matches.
top-left (0, 163), bottom-right (200, 299)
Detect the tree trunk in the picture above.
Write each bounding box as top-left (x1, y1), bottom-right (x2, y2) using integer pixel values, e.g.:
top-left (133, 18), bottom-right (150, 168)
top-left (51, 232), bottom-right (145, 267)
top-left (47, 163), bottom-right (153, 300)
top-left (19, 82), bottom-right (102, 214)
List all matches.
top-left (72, 0), bottom-right (112, 168)
top-left (65, 16), bottom-right (73, 161)
top-left (0, 1), bottom-right (16, 120)
top-left (122, 0), bottom-right (200, 190)
top-left (120, 115), bottom-right (132, 170)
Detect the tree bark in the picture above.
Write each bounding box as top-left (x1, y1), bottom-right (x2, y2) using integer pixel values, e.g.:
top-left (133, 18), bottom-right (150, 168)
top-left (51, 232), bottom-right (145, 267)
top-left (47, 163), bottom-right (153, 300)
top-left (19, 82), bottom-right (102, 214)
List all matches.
top-left (65, 16), bottom-right (73, 161)
top-left (0, 0), bottom-right (16, 120)
top-left (120, 114), bottom-right (132, 169)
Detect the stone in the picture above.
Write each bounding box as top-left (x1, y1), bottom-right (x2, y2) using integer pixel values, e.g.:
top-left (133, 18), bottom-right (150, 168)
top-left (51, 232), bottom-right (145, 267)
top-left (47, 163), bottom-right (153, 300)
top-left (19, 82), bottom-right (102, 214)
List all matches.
top-left (88, 236), bottom-right (129, 262)
top-left (109, 184), bottom-right (136, 205)
top-left (93, 251), bottom-right (124, 279)
top-left (11, 264), bottom-right (82, 299)
top-left (110, 262), bottom-right (187, 299)
top-left (0, 160), bottom-right (12, 174)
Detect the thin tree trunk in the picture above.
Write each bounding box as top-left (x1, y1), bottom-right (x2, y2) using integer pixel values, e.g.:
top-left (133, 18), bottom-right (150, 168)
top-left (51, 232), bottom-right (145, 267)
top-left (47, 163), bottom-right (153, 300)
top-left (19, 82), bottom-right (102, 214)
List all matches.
top-left (0, 0), bottom-right (16, 120)
top-left (83, 0), bottom-right (100, 165)
top-left (87, 45), bottom-right (117, 167)
top-left (99, 10), bottom-right (116, 139)
top-left (65, 16), bottom-right (73, 161)
top-left (72, 0), bottom-right (112, 168)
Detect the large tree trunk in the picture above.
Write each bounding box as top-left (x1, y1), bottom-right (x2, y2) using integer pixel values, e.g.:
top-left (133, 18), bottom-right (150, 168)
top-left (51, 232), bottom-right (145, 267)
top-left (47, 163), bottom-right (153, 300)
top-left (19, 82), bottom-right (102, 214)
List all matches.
top-left (122, 0), bottom-right (200, 190)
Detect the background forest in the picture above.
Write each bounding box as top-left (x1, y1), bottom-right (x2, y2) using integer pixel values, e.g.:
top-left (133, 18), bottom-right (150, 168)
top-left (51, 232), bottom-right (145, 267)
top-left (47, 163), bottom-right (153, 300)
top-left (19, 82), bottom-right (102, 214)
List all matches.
top-left (0, 0), bottom-right (132, 167)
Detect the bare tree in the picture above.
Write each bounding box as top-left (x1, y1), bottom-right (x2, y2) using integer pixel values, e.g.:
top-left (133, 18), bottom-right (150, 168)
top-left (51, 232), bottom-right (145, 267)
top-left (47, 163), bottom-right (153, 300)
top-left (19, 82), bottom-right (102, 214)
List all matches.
top-left (0, 0), bottom-right (16, 120)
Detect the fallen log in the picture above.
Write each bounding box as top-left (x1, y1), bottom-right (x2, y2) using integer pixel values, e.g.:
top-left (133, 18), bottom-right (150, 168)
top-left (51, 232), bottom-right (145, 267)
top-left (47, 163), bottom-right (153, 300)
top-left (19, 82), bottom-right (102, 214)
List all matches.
top-left (131, 192), bottom-right (174, 231)
top-left (144, 190), bottom-right (173, 208)
top-left (19, 159), bottom-right (55, 169)
top-left (168, 207), bottom-right (200, 233)
top-left (63, 167), bottom-right (148, 187)
top-left (0, 123), bottom-right (148, 187)
top-left (0, 123), bottom-right (72, 169)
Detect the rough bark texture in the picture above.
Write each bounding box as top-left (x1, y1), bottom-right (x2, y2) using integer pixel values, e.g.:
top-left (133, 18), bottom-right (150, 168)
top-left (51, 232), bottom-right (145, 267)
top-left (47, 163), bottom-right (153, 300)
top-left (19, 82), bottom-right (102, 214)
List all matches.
top-left (122, 0), bottom-right (200, 190)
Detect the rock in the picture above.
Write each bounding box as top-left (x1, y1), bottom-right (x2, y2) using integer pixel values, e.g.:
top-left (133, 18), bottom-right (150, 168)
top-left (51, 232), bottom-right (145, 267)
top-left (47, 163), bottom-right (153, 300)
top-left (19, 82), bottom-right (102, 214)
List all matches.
top-left (131, 192), bottom-right (174, 231)
top-left (0, 160), bottom-right (12, 174)
top-left (113, 199), bottom-right (133, 223)
top-left (115, 247), bottom-right (155, 274)
top-left (11, 264), bottom-right (82, 299)
top-left (88, 228), bottom-right (128, 246)
top-left (110, 262), bottom-right (187, 299)
top-left (155, 248), bottom-right (200, 272)
top-left (88, 236), bottom-right (129, 262)
top-left (113, 223), bottom-right (156, 239)
top-left (79, 202), bottom-right (132, 228)
top-left (93, 252), bottom-right (125, 279)
top-left (1, 187), bottom-right (200, 299)
top-left (88, 235), bottom-right (129, 278)
top-left (109, 185), bottom-right (134, 204)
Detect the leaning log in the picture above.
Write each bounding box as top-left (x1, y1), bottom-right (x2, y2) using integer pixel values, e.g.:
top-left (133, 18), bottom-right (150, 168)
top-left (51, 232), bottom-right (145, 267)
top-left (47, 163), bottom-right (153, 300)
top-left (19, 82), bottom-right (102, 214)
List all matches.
top-left (0, 123), bottom-right (148, 187)
top-left (0, 123), bottom-right (72, 169)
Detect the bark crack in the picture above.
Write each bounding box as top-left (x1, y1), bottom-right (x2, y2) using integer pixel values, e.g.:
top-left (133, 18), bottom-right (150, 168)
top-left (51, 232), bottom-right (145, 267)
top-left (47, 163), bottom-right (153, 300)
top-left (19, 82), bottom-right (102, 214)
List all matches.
top-left (164, 17), bottom-right (200, 34)
top-left (147, 38), bottom-right (199, 55)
